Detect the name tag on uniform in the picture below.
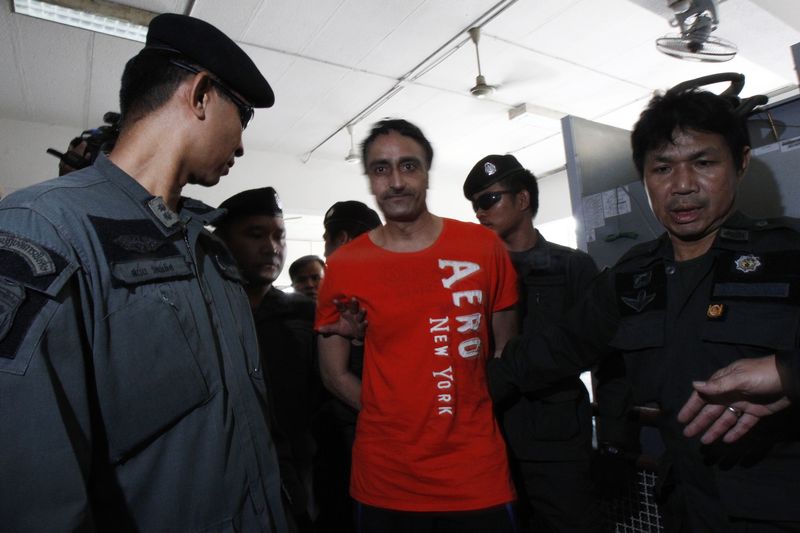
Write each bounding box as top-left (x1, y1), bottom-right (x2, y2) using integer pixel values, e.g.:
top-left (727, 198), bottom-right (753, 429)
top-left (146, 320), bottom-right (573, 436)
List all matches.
top-left (111, 256), bottom-right (192, 284)
top-left (712, 282), bottom-right (790, 298)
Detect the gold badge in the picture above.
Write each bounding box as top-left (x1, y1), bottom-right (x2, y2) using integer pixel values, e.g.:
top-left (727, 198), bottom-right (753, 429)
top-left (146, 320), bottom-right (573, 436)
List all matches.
top-left (707, 303), bottom-right (725, 319)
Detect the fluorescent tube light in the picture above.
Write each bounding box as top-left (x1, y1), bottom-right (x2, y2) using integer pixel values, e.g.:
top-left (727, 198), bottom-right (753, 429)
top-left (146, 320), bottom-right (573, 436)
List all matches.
top-left (12, 0), bottom-right (155, 43)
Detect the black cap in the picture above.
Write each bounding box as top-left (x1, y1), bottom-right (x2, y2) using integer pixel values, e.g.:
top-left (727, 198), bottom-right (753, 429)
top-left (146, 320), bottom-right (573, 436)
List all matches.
top-left (463, 154), bottom-right (531, 198)
top-left (324, 201), bottom-right (381, 231)
top-left (217, 187), bottom-right (282, 225)
top-left (144, 13), bottom-right (274, 107)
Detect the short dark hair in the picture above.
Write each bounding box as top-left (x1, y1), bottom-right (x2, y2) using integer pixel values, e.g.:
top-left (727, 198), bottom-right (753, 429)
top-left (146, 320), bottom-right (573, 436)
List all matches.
top-left (361, 119), bottom-right (434, 172)
top-left (326, 219), bottom-right (373, 242)
top-left (631, 89), bottom-right (750, 178)
top-left (118, 51), bottom-right (193, 130)
top-left (289, 255), bottom-right (325, 282)
top-left (500, 171), bottom-right (539, 219)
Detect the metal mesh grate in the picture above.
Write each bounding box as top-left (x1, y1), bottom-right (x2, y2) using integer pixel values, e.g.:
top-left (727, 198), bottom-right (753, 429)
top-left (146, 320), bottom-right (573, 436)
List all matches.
top-left (599, 467), bottom-right (663, 532)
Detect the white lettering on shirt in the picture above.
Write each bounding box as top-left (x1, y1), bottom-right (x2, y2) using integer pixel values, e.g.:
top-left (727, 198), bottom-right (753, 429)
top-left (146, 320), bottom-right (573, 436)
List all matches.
top-left (426, 258), bottom-right (488, 417)
top-left (452, 290), bottom-right (482, 307)
top-left (439, 260), bottom-right (480, 289)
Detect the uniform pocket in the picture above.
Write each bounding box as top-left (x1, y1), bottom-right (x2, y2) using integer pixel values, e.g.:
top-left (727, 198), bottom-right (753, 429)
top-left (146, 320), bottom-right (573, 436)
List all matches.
top-left (99, 287), bottom-right (210, 463)
top-left (608, 310), bottom-right (665, 352)
top-left (702, 301), bottom-right (800, 351)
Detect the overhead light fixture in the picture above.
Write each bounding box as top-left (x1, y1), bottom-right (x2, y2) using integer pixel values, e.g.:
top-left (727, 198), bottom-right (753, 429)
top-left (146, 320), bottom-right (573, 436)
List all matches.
top-left (508, 103), bottom-right (566, 122)
top-left (345, 124), bottom-right (360, 164)
top-left (12, 0), bottom-right (156, 43)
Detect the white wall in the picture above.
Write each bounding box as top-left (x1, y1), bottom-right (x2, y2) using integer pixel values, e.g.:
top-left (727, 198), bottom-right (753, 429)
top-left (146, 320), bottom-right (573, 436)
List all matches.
top-left (0, 117), bottom-right (77, 197)
top-left (0, 117), bottom-right (577, 285)
top-left (0, 116), bottom-right (574, 222)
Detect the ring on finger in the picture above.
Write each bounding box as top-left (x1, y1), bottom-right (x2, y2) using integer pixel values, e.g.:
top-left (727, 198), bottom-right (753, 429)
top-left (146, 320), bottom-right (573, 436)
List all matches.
top-left (727, 405), bottom-right (743, 418)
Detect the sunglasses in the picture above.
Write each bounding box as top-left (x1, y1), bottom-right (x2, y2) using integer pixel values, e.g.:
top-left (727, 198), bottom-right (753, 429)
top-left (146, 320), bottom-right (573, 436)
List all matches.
top-left (170, 60), bottom-right (254, 129)
top-left (471, 190), bottom-right (516, 212)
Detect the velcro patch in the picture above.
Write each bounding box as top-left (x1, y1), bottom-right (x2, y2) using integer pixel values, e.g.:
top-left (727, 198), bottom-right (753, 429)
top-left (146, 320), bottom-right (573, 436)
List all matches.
top-left (111, 257), bottom-right (192, 284)
top-left (89, 215), bottom-right (181, 263)
top-left (0, 233), bottom-right (73, 361)
top-left (0, 278), bottom-right (25, 341)
top-left (615, 265), bottom-right (667, 316)
top-left (713, 251), bottom-right (800, 303)
top-left (713, 282), bottom-right (790, 299)
top-left (0, 231), bottom-right (55, 276)
top-left (113, 234), bottom-right (165, 254)
top-left (89, 216), bottom-right (193, 285)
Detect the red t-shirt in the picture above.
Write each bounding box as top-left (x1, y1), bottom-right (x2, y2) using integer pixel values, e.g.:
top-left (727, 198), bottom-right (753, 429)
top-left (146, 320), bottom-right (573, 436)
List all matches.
top-left (315, 218), bottom-right (518, 512)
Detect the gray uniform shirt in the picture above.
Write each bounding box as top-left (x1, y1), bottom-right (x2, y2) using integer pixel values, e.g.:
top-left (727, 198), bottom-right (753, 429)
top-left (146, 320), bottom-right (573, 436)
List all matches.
top-left (0, 155), bottom-right (287, 532)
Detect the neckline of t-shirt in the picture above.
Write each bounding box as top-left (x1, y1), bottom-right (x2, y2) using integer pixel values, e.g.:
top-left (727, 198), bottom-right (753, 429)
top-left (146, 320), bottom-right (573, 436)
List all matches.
top-left (366, 217), bottom-right (449, 255)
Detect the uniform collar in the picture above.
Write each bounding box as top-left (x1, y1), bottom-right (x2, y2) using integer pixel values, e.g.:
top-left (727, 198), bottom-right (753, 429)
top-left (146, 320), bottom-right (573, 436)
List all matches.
top-left (94, 154), bottom-right (224, 232)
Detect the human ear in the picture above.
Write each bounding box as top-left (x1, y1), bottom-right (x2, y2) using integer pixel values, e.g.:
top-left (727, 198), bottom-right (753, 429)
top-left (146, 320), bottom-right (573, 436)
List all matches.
top-left (188, 73), bottom-right (214, 120)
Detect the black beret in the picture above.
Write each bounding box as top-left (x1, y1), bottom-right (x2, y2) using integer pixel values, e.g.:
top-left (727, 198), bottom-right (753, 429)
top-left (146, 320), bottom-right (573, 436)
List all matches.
top-left (217, 187), bottom-right (282, 225)
top-left (463, 154), bottom-right (532, 198)
top-left (144, 13), bottom-right (274, 108)
top-left (324, 201), bottom-right (381, 231)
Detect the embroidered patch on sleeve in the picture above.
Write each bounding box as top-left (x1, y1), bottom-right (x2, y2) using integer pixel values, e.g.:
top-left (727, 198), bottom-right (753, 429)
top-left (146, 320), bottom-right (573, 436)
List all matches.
top-left (0, 232), bottom-right (72, 360)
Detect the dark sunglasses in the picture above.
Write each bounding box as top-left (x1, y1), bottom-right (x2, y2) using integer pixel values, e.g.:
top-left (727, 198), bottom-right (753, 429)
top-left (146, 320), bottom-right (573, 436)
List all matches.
top-left (471, 190), bottom-right (516, 212)
top-left (170, 60), bottom-right (254, 129)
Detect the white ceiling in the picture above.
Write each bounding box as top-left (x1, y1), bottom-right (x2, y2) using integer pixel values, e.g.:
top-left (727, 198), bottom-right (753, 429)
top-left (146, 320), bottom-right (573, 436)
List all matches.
top-left (1, 0), bottom-right (799, 210)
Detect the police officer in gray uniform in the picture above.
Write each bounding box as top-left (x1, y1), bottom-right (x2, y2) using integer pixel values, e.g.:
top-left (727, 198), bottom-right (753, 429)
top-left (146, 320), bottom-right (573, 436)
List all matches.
top-left (490, 88), bottom-right (800, 531)
top-left (0, 14), bottom-right (288, 532)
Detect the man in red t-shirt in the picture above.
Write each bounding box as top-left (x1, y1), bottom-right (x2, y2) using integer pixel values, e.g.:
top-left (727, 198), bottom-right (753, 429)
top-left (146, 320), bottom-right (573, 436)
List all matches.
top-left (315, 119), bottom-right (519, 533)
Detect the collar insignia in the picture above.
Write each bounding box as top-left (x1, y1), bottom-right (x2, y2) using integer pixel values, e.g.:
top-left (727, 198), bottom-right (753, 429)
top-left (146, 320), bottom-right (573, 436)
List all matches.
top-left (484, 162), bottom-right (497, 176)
top-left (147, 197), bottom-right (179, 228)
top-left (621, 289), bottom-right (656, 313)
top-left (734, 254), bottom-right (761, 274)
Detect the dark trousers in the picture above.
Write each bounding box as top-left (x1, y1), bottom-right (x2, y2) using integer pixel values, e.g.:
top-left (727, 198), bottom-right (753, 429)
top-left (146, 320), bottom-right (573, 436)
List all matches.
top-left (313, 403), bottom-right (357, 533)
top-left (354, 502), bottom-right (519, 533)
top-left (514, 458), bottom-right (602, 533)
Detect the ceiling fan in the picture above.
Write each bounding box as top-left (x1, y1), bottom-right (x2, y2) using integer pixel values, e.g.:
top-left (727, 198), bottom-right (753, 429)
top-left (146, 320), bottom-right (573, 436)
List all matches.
top-left (468, 27), bottom-right (497, 98)
top-left (344, 124), bottom-right (360, 164)
top-left (656, 0), bottom-right (737, 62)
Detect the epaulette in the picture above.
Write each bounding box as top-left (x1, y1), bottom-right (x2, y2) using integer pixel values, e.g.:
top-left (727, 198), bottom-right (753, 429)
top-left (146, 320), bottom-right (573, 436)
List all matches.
top-left (752, 216), bottom-right (800, 233)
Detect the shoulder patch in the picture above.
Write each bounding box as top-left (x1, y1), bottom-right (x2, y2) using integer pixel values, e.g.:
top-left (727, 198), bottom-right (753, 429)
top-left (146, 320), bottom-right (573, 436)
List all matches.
top-left (0, 278), bottom-right (25, 341)
top-left (0, 231), bottom-right (56, 276)
top-left (0, 233), bottom-right (75, 363)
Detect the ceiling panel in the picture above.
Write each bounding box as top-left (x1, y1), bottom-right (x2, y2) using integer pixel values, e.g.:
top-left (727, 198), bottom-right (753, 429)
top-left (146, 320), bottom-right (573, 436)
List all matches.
top-left (2, 0), bottom-right (799, 210)
top-left (11, 14), bottom-right (94, 126)
top-left (0, 7), bottom-right (27, 121)
top-left (510, 0), bottom-right (663, 71)
top-left (192, 0), bottom-right (263, 38)
top-left (87, 34), bottom-right (143, 128)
